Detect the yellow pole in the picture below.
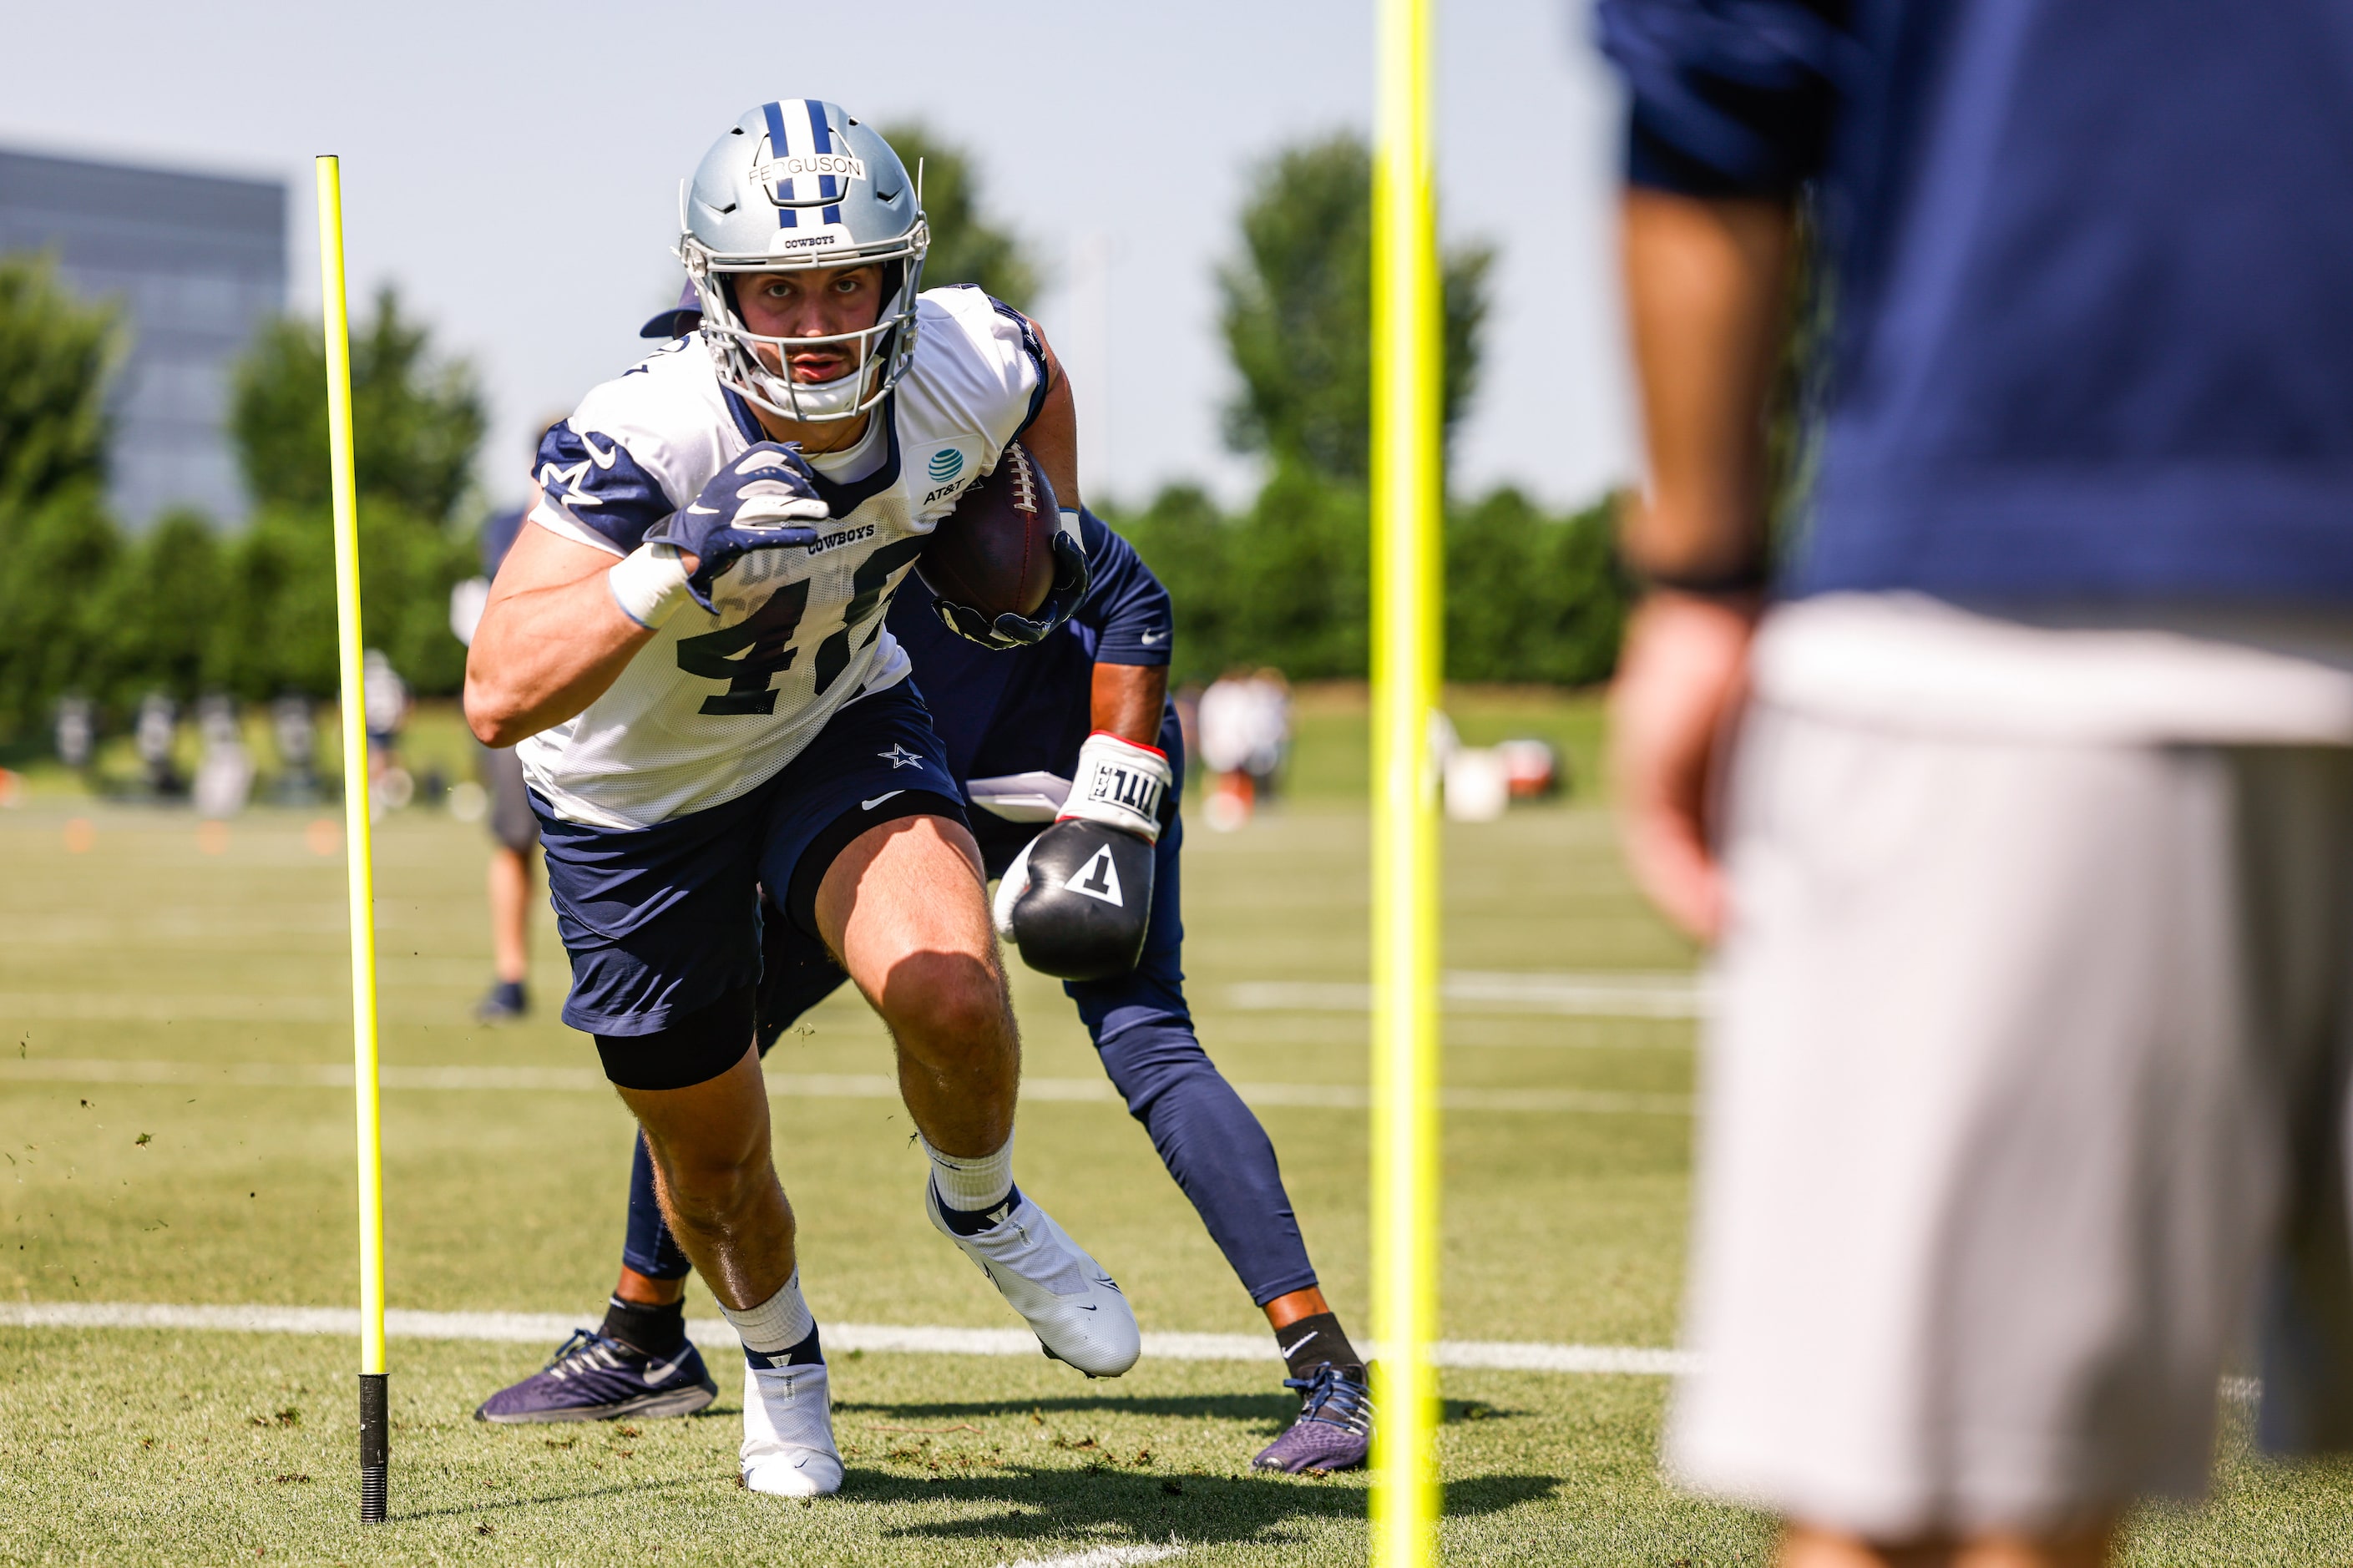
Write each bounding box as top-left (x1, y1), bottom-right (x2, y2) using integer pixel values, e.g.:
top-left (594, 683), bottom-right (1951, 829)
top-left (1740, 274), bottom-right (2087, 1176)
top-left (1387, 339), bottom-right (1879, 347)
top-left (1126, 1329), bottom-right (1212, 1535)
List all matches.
top-left (1369, 0), bottom-right (1442, 1563)
top-left (315, 154), bottom-right (390, 1525)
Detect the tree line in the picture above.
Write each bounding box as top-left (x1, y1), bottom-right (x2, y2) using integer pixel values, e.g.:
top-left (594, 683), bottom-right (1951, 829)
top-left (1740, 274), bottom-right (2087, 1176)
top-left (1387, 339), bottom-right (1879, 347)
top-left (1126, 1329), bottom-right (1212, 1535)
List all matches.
top-left (0, 129), bottom-right (1624, 745)
top-left (1111, 136), bottom-right (1626, 685)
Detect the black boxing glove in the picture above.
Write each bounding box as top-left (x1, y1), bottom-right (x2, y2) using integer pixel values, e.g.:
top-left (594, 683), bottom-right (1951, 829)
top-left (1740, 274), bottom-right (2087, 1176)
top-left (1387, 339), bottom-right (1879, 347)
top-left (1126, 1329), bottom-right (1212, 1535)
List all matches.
top-left (994, 733), bottom-right (1172, 980)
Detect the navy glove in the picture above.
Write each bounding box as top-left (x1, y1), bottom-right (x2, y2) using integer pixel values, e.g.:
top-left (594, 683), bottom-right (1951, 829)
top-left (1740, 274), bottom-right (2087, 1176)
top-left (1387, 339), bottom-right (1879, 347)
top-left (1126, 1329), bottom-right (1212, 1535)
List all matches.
top-left (646, 443), bottom-right (832, 612)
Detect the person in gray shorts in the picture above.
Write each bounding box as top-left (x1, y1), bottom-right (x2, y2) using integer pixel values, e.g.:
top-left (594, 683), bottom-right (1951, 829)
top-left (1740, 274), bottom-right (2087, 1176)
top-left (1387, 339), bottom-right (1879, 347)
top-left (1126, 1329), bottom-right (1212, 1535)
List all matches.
top-left (453, 498), bottom-right (539, 1021)
top-left (1599, 2), bottom-right (2353, 1564)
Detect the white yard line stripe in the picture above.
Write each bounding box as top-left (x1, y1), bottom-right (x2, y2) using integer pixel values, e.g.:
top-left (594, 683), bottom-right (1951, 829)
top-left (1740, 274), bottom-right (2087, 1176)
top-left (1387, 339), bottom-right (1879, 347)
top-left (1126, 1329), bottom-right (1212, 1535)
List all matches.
top-left (0, 1060), bottom-right (1691, 1115)
top-left (999, 1547), bottom-right (1187, 1568)
top-left (0, 971), bottom-right (1708, 1027)
top-left (0, 1300), bottom-right (1698, 1377)
top-left (1228, 970), bottom-right (1711, 1020)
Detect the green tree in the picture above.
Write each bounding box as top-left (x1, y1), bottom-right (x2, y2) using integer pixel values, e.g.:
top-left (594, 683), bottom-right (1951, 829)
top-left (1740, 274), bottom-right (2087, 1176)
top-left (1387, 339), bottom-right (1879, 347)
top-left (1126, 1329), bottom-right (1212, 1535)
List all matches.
top-left (227, 287), bottom-right (485, 696)
top-left (0, 252), bottom-right (116, 514)
top-left (94, 510), bottom-right (223, 706)
top-left (1218, 135), bottom-right (1493, 485)
top-left (1444, 489), bottom-right (1627, 686)
top-left (233, 286), bottom-right (484, 524)
top-left (0, 253), bottom-right (123, 736)
top-left (880, 124), bottom-right (1041, 310)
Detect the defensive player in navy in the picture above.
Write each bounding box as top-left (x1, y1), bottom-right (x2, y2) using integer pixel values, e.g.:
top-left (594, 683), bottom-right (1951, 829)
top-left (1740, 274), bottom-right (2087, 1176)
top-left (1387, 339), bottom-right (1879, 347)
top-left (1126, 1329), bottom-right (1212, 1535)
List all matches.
top-left (463, 102), bottom-right (1127, 1499)
top-left (473, 286), bottom-right (1378, 1470)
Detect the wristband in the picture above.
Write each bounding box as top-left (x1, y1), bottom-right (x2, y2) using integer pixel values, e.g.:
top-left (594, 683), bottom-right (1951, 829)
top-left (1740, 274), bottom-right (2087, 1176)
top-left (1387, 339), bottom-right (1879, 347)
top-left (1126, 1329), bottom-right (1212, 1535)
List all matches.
top-left (607, 543), bottom-right (694, 629)
top-left (1058, 507), bottom-right (1084, 549)
top-left (1058, 731), bottom-right (1171, 843)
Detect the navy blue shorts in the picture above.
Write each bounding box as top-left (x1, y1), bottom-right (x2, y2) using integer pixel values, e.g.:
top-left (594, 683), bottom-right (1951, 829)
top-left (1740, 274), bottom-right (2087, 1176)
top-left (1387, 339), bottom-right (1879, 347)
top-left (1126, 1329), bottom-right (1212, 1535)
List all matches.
top-left (534, 680), bottom-right (966, 1043)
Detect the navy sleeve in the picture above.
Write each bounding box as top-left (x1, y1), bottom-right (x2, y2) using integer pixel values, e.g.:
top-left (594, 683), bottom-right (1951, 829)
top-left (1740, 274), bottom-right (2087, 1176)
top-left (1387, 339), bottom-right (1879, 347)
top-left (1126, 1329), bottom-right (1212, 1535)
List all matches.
top-left (534, 422), bottom-right (675, 554)
top-left (1596, 0), bottom-right (1846, 198)
top-left (986, 294), bottom-right (1053, 435)
top-left (1075, 508), bottom-right (1171, 667)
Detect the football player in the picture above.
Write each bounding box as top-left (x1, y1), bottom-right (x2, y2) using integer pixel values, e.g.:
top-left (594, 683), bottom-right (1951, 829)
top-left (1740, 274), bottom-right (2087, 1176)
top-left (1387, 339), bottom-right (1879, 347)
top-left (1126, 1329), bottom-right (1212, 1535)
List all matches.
top-left (463, 101), bottom-right (1127, 1499)
top-left (478, 335), bottom-right (1376, 1466)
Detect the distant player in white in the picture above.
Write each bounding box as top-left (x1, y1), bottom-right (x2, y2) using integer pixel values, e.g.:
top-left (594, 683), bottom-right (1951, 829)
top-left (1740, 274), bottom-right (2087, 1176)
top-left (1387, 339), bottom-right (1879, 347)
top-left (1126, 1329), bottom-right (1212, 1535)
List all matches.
top-left (464, 100), bottom-right (1125, 1497)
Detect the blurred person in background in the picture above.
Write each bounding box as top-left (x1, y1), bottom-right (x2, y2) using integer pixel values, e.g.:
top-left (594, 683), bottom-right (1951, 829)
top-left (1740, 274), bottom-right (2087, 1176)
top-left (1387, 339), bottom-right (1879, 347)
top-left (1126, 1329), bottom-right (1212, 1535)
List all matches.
top-left (1242, 667), bottom-right (1292, 802)
top-left (451, 434), bottom-right (555, 1023)
top-left (1601, 2), bottom-right (2353, 1565)
top-left (361, 648), bottom-right (411, 817)
top-left (1197, 668), bottom-right (1289, 830)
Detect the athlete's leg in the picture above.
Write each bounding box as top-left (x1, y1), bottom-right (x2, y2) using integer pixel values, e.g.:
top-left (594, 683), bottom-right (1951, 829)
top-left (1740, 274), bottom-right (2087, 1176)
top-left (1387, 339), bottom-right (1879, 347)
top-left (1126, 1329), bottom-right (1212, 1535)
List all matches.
top-left (788, 766), bottom-right (1135, 1377)
top-left (1065, 812), bottom-right (1323, 1310)
top-left (610, 908), bottom-right (850, 1320)
top-left (1065, 812), bottom-right (1371, 1467)
top-left (812, 812), bottom-right (1017, 1156)
top-left (615, 1039), bottom-right (794, 1313)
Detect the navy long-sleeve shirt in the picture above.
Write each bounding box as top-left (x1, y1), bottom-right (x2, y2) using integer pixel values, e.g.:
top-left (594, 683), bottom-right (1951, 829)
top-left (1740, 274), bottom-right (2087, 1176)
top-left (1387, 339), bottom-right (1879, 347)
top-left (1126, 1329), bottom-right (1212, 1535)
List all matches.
top-left (1599, 0), bottom-right (2353, 604)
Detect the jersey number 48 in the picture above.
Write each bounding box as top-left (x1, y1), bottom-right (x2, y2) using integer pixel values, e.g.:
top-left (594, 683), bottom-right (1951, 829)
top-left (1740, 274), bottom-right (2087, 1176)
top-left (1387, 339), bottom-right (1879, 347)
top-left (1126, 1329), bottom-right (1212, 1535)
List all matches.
top-left (673, 537), bottom-right (929, 716)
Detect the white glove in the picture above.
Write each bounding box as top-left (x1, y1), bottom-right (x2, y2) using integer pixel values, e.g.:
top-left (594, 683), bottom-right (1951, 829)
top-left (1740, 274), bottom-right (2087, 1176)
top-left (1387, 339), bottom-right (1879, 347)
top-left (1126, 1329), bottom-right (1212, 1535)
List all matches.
top-left (1057, 731), bottom-right (1172, 845)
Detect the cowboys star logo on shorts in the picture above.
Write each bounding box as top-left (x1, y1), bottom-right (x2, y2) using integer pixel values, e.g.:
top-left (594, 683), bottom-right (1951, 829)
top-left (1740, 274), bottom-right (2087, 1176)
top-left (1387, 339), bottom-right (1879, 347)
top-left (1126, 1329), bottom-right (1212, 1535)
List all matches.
top-left (878, 743), bottom-right (923, 770)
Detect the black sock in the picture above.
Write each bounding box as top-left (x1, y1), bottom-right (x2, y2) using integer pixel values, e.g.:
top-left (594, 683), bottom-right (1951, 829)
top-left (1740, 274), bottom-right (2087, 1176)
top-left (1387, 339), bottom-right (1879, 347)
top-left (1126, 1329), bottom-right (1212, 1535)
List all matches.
top-left (600, 1293), bottom-right (686, 1358)
top-left (934, 1181), bottom-right (1022, 1237)
top-left (1273, 1311), bottom-right (1361, 1383)
top-left (742, 1324), bottom-right (823, 1369)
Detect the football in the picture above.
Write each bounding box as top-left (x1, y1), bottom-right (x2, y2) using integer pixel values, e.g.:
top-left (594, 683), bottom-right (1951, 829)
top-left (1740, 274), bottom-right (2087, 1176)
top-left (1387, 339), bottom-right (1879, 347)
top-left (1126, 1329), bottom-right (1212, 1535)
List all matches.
top-left (915, 441), bottom-right (1060, 621)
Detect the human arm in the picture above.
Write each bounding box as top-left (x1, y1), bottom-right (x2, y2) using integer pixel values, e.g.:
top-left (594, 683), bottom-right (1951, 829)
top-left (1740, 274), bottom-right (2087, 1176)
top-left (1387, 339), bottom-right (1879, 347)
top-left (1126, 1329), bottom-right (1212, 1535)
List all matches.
top-left (463, 445), bottom-right (827, 746)
top-left (1608, 192), bottom-right (1794, 939)
top-left (1014, 320), bottom-right (1080, 516)
top-left (1596, 0), bottom-right (1836, 937)
top-left (1090, 662), bottom-right (1168, 749)
top-left (463, 519), bottom-right (661, 747)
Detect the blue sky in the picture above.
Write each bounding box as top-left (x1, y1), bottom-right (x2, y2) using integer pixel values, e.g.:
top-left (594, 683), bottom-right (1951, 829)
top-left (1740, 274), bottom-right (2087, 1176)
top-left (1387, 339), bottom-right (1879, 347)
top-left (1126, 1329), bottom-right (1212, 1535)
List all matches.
top-left (4, 0), bottom-right (1633, 514)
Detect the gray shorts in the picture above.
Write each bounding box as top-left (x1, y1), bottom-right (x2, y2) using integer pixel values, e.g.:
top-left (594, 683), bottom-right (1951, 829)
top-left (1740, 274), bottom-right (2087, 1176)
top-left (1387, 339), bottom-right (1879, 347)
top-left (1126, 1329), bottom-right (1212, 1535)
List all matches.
top-left (1667, 703), bottom-right (2353, 1536)
top-left (477, 742), bottom-right (539, 855)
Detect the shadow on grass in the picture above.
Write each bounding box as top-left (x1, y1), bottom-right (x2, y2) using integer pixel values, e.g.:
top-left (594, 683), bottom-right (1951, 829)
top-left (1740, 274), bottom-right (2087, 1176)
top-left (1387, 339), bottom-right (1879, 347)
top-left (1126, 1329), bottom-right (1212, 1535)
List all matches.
top-left (853, 1464), bottom-right (1564, 1552)
top-left (837, 1393), bottom-right (1522, 1434)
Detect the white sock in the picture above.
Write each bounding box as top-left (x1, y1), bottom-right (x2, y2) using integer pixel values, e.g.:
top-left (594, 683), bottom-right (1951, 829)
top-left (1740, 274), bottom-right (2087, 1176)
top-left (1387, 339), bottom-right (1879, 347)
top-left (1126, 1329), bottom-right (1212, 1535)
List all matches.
top-left (924, 1132), bottom-right (1015, 1212)
top-left (720, 1268), bottom-right (814, 1357)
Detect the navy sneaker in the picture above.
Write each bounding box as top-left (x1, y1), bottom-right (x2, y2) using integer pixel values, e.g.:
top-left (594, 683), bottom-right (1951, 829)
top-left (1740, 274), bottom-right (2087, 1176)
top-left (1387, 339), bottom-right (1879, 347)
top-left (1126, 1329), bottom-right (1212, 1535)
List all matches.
top-left (1251, 1362), bottom-right (1374, 1474)
top-left (475, 1328), bottom-right (718, 1424)
top-left (473, 980), bottom-right (528, 1023)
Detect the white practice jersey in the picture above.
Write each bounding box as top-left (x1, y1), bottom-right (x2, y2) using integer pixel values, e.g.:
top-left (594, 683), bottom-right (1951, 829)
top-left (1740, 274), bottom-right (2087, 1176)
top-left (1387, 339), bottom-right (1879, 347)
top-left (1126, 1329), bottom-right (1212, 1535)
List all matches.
top-left (518, 286), bottom-right (1046, 828)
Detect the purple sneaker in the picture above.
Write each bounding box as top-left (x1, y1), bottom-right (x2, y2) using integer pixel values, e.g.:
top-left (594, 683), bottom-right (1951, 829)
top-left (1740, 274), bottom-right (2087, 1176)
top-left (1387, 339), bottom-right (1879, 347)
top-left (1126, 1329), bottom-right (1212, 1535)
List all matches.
top-left (475, 1328), bottom-right (718, 1424)
top-left (1252, 1363), bottom-right (1374, 1474)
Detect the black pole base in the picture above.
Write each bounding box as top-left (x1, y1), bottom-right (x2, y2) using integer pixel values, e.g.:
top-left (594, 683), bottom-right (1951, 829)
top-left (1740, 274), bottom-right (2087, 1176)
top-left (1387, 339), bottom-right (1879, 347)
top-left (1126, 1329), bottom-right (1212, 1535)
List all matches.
top-left (359, 1372), bottom-right (389, 1524)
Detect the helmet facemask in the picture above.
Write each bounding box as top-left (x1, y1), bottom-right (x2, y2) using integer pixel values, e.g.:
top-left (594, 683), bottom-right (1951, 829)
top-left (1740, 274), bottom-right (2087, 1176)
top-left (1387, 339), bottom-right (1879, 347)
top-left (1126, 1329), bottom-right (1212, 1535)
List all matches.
top-left (676, 101), bottom-right (930, 424)
top-left (681, 223), bottom-right (929, 422)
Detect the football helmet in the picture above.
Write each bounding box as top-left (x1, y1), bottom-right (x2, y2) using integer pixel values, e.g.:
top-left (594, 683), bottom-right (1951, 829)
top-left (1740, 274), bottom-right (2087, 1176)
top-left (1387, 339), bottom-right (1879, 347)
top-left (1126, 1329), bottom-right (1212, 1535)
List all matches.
top-left (678, 100), bottom-right (928, 422)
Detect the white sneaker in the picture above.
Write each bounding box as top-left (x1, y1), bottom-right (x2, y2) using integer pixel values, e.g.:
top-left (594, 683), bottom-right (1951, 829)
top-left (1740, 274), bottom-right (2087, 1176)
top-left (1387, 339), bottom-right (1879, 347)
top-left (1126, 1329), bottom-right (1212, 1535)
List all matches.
top-left (927, 1183), bottom-right (1141, 1378)
top-left (740, 1357), bottom-right (843, 1497)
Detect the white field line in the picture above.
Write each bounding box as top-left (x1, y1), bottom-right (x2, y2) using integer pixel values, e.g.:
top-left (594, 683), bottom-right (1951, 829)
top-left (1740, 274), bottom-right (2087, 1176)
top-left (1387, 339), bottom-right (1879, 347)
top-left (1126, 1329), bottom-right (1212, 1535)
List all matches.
top-left (999, 1546), bottom-right (1187, 1568)
top-left (0, 1060), bottom-right (1690, 1116)
top-left (0, 970), bottom-right (1709, 1027)
top-left (0, 1300), bottom-right (1699, 1378)
top-left (1228, 969), bottom-right (1711, 1020)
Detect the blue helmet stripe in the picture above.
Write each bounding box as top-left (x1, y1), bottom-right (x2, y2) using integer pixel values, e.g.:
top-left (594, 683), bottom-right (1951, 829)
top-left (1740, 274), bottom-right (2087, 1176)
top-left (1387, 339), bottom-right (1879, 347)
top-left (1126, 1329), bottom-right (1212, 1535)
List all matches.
top-left (760, 100), bottom-right (797, 213)
top-left (803, 101), bottom-right (841, 203)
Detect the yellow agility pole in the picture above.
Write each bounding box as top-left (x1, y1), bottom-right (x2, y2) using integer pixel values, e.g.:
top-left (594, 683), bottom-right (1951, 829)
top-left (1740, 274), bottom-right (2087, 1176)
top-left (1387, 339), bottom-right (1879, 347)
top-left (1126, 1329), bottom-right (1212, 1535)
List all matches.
top-left (315, 154), bottom-right (391, 1526)
top-left (1369, 0), bottom-right (1443, 1561)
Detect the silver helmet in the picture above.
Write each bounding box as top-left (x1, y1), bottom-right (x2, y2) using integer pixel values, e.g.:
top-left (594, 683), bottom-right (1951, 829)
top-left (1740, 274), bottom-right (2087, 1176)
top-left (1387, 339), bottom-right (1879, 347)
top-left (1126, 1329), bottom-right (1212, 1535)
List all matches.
top-left (677, 100), bottom-right (928, 422)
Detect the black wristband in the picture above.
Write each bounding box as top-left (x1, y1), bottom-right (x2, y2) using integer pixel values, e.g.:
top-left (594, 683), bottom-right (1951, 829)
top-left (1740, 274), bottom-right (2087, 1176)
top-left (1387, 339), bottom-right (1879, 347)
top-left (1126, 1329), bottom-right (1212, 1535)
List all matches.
top-left (1626, 558), bottom-right (1771, 599)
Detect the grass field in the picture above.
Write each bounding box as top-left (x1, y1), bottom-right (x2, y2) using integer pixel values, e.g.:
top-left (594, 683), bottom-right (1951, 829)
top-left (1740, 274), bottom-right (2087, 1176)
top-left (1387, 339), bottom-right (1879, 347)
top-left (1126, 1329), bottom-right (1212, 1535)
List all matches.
top-left (3, 692), bottom-right (2350, 1564)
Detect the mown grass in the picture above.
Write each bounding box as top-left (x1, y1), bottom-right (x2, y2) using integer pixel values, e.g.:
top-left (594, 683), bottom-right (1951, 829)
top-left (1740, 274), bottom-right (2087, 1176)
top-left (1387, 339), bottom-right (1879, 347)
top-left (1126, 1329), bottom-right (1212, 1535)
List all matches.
top-left (0, 706), bottom-right (2346, 1561)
